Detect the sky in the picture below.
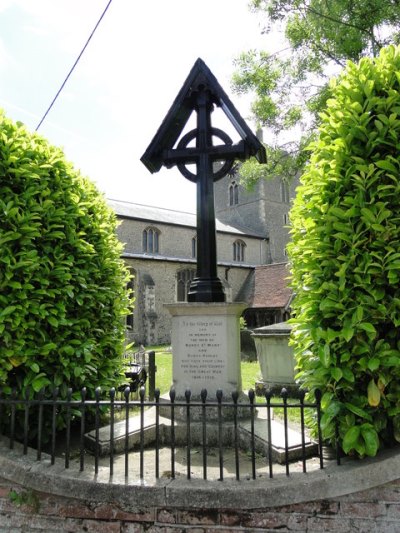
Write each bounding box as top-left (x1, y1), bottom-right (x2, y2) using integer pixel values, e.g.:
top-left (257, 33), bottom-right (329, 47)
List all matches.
top-left (0, 0), bottom-right (269, 212)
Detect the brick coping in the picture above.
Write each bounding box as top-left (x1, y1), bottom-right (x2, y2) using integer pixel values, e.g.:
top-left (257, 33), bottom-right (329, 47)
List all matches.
top-left (0, 438), bottom-right (399, 510)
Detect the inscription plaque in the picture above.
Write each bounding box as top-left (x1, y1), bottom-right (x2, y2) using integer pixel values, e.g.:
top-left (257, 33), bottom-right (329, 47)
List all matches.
top-left (180, 318), bottom-right (226, 385)
top-left (167, 303), bottom-right (246, 397)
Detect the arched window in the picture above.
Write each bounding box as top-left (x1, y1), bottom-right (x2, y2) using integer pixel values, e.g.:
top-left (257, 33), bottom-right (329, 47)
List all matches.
top-left (176, 269), bottom-right (195, 302)
top-left (126, 268), bottom-right (136, 329)
top-left (191, 236), bottom-right (197, 259)
top-left (229, 182), bottom-right (239, 206)
top-left (281, 179), bottom-right (290, 203)
top-left (233, 239), bottom-right (246, 262)
top-left (142, 227), bottom-right (160, 254)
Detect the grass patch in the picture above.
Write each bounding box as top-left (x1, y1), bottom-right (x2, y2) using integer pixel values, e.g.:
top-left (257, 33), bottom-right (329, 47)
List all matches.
top-left (146, 346), bottom-right (262, 396)
top-left (241, 361), bottom-right (262, 393)
top-left (149, 347), bottom-right (302, 424)
top-left (143, 346), bottom-right (302, 425)
top-left (152, 350), bottom-right (173, 395)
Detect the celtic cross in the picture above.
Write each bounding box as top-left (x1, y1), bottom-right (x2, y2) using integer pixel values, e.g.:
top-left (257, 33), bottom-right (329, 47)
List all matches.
top-left (141, 58), bottom-right (266, 302)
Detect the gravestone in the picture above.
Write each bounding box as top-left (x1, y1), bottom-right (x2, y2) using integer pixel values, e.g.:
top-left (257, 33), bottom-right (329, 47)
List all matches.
top-left (141, 58), bottom-right (266, 398)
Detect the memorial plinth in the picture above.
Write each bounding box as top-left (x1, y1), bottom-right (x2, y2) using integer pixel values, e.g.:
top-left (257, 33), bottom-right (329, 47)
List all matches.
top-left (166, 302), bottom-right (246, 398)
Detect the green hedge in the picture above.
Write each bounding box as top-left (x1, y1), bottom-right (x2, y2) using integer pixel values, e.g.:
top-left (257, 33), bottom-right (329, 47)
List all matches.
top-left (0, 111), bottom-right (130, 415)
top-left (288, 45), bottom-right (400, 457)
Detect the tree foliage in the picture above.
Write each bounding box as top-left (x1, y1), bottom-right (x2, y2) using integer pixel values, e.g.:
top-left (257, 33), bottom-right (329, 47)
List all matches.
top-left (288, 45), bottom-right (400, 458)
top-left (0, 110), bottom-right (130, 432)
top-left (232, 0), bottom-right (400, 184)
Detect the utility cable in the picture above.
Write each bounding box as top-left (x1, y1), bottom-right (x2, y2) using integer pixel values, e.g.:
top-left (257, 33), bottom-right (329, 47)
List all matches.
top-left (35, 0), bottom-right (113, 131)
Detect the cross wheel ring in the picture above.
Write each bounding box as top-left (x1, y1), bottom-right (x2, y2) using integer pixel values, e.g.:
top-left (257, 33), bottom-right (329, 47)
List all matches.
top-left (177, 128), bottom-right (236, 182)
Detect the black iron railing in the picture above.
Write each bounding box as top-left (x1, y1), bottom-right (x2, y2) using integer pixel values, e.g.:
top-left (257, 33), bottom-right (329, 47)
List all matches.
top-left (0, 386), bottom-right (337, 482)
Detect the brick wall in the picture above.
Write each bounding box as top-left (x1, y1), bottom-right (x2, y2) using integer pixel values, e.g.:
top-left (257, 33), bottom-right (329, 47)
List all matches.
top-left (1, 475), bottom-right (399, 532)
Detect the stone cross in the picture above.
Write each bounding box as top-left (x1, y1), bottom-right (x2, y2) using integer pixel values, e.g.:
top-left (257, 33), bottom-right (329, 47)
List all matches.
top-left (141, 58), bottom-right (266, 302)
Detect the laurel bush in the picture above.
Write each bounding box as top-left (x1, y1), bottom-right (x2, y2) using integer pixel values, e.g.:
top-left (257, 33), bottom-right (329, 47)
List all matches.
top-left (0, 111), bottom-right (130, 435)
top-left (288, 45), bottom-right (400, 457)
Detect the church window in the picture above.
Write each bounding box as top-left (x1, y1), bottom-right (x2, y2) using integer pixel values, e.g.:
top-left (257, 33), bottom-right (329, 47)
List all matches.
top-left (281, 179), bottom-right (290, 203)
top-left (191, 236), bottom-right (197, 259)
top-left (126, 268), bottom-right (136, 329)
top-left (229, 182), bottom-right (239, 206)
top-left (176, 269), bottom-right (195, 302)
top-left (233, 239), bottom-right (246, 262)
top-left (142, 227), bottom-right (160, 254)
top-left (145, 285), bottom-right (156, 313)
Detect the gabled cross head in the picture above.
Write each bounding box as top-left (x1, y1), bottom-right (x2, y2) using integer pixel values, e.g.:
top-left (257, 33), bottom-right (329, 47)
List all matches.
top-left (141, 58), bottom-right (266, 303)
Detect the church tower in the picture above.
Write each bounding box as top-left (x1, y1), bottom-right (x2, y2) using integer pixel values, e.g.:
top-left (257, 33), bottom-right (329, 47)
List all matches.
top-left (214, 165), bottom-right (298, 264)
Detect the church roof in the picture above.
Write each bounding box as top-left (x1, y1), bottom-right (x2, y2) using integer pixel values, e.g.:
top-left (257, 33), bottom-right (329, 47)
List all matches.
top-left (107, 199), bottom-right (263, 237)
top-left (238, 262), bottom-right (293, 309)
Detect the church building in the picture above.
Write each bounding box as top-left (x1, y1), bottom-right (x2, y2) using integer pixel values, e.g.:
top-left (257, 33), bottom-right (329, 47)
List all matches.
top-left (109, 169), bottom-right (298, 346)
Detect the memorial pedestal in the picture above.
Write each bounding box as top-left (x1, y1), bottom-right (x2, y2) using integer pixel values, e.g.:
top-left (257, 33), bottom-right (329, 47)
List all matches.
top-left (165, 302), bottom-right (246, 399)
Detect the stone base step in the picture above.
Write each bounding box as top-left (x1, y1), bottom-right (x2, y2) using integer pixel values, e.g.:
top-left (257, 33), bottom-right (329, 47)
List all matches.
top-left (84, 407), bottom-right (318, 464)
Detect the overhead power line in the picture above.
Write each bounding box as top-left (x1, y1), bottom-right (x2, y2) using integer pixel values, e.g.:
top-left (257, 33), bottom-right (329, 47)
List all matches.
top-left (35, 0), bottom-right (113, 131)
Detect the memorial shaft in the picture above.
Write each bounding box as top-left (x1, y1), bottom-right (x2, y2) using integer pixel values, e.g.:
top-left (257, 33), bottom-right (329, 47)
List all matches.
top-left (187, 88), bottom-right (225, 302)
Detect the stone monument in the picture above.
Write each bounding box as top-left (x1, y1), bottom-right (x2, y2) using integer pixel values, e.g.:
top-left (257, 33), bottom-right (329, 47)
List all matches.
top-left (141, 58), bottom-right (266, 398)
top-left (86, 62), bottom-right (312, 460)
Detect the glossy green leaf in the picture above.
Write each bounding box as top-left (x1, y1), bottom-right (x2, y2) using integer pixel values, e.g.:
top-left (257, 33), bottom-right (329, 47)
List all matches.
top-left (375, 160), bottom-right (397, 173)
top-left (367, 358), bottom-right (380, 371)
top-left (358, 323), bottom-right (377, 336)
top-left (344, 403), bottom-right (372, 422)
top-left (342, 426), bottom-right (361, 453)
top-left (360, 425), bottom-right (380, 456)
top-left (319, 344), bottom-right (331, 367)
top-left (331, 367), bottom-right (343, 381)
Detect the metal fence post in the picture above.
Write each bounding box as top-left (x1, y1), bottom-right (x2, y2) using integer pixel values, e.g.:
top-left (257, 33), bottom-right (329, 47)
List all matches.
top-left (148, 350), bottom-right (156, 400)
top-left (0, 385), bottom-right (331, 482)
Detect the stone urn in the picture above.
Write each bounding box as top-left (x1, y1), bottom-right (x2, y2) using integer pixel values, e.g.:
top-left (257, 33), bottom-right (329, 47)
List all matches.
top-left (252, 322), bottom-right (297, 393)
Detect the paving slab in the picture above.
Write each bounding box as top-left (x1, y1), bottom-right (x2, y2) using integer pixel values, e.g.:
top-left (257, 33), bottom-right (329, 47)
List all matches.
top-left (85, 407), bottom-right (318, 464)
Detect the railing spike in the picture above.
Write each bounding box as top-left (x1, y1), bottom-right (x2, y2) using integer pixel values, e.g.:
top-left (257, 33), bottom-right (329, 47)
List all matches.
top-left (139, 386), bottom-right (146, 401)
top-left (248, 389), bottom-right (255, 403)
top-left (0, 382), bottom-right (330, 482)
